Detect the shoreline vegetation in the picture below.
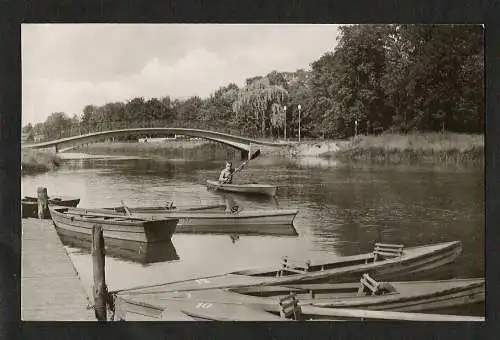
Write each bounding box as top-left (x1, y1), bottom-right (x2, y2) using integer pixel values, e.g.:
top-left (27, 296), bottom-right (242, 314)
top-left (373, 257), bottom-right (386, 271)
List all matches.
top-left (69, 132), bottom-right (483, 166)
top-left (328, 133), bottom-right (484, 166)
top-left (21, 133), bottom-right (483, 175)
top-left (21, 149), bottom-right (61, 175)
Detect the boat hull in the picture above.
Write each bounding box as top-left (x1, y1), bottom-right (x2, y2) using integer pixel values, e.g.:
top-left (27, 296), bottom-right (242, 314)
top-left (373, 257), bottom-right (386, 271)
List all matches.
top-left (112, 241), bottom-right (463, 295)
top-left (113, 282), bottom-right (484, 322)
top-left (49, 206), bottom-right (178, 243)
top-left (22, 195), bottom-right (80, 218)
top-left (78, 207), bottom-right (298, 235)
top-left (230, 278), bottom-right (485, 313)
top-left (206, 180), bottom-right (277, 196)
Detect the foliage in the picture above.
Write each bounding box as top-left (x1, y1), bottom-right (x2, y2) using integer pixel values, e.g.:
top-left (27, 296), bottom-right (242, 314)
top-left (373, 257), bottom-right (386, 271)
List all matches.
top-left (27, 25), bottom-right (483, 142)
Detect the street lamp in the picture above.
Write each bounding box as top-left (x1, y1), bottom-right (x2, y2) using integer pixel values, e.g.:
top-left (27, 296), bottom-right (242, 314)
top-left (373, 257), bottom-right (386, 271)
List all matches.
top-left (283, 105), bottom-right (287, 141)
top-left (297, 104), bottom-right (302, 142)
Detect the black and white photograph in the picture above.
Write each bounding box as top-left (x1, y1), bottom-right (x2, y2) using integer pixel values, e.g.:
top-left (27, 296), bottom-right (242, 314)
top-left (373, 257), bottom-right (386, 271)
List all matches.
top-left (20, 24), bottom-right (484, 322)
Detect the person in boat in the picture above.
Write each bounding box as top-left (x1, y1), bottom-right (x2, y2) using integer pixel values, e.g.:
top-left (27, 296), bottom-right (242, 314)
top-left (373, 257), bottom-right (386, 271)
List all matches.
top-left (218, 161), bottom-right (236, 184)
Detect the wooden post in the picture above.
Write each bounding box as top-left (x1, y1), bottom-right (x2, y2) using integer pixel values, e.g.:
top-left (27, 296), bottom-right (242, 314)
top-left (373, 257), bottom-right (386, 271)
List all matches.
top-left (37, 187), bottom-right (49, 219)
top-left (92, 224), bottom-right (107, 321)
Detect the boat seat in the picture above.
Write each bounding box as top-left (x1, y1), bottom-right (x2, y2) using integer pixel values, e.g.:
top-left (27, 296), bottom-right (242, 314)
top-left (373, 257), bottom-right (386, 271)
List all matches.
top-left (357, 273), bottom-right (396, 296)
top-left (278, 293), bottom-right (303, 320)
top-left (277, 256), bottom-right (311, 276)
top-left (370, 243), bottom-right (404, 262)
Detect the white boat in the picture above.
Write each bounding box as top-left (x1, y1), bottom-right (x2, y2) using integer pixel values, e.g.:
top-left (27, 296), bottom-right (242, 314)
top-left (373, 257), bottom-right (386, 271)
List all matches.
top-left (206, 180), bottom-right (277, 196)
top-left (69, 206), bottom-right (299, 235)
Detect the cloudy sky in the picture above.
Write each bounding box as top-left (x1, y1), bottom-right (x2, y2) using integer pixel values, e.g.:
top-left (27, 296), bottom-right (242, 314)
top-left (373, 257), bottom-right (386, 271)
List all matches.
top-left (22, 24), bottom-right (340, 125)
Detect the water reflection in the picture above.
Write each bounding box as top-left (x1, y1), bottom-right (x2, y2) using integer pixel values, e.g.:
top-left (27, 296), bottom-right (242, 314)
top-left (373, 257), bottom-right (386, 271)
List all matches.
top-left (22, 151), bottom-right (484, 296)
top-left (57, 231), bottom-right (180, 265)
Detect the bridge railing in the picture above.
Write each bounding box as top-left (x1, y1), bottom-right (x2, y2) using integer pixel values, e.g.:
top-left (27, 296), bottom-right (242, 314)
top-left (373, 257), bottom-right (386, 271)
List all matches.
top-left (44, 120), bottom-right (262, 142)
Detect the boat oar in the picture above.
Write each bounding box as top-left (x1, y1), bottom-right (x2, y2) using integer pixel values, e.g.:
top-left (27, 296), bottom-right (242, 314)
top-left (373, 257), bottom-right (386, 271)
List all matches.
top-left (222, 149), bottom-right (261, 184)
top-left (121, 200), bottom-right (132, 216)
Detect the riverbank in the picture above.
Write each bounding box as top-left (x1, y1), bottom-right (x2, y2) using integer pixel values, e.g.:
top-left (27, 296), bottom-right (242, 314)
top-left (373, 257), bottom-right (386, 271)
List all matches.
top-left (21, 149), bottom-right (61, 175)
top-left (58, 132), bottom-right (483, 166)
top-left (323, 133), bottom-right (484, 165)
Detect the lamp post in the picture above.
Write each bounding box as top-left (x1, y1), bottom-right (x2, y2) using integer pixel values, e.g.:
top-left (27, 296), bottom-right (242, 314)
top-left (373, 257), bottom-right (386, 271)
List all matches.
top-left (297, 104), bottom-right (301, 142)
top-left (283, 105), bottom-right (287, 141)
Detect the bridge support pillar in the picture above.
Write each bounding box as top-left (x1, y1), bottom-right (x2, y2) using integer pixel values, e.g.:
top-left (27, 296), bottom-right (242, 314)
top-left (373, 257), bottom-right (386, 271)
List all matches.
top-left (240, 149), bottom-right (249, 161)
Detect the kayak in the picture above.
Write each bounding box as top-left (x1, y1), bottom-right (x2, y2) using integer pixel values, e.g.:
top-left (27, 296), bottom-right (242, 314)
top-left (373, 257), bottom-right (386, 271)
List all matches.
top-left (206, 180), bottom-right (277, 196)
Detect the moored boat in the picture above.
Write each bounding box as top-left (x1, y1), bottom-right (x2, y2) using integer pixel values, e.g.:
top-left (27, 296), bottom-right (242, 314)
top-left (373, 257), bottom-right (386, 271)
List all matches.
top-left (206, 179), bottom-right (277, 196)
top-left (72, 206), bottom-right (299, 235)
top-left (112, 284), bottom-right (484, 322)
top-left (49, 206), bottom-right (178, 243)
top-left (111, 241), bottom-right (463, 294)
top-left (22, 195), bottom-right (80, 218)
top-left (229, 275), bottom-right (485, 313)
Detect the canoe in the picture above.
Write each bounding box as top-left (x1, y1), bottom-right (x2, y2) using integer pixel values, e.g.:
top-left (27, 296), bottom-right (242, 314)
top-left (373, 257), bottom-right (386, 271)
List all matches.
top-left (112, 241), bottom-right (463, 294)
top-left (113, 285), bottom-right (484, 322)
top-left (49, 206), bottom-right (178, 243)
top-left (74, 206), bottom-right (299, 235)
top-left (21, 195), bottom-right (80, 218)
top-left (206, 180), bottom-right (277, 196)
top-left (57, 231), bottom-right (180, 264)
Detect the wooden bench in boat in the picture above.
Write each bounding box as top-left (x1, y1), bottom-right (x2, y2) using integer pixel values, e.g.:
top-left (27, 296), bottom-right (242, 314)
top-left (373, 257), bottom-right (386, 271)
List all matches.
top-left (278, 293), bottom-right (302, 320)
top-left (357, 273), bottom-right (396, 296)
top-left (277, 256), bottom-right (312, 276)
top-left (368, 243), bottom-right (404, 263)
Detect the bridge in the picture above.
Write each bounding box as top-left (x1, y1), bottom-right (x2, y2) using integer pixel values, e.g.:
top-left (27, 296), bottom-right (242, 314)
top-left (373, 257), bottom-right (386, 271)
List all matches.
top-left (22, 128), bottom-right (287, 159)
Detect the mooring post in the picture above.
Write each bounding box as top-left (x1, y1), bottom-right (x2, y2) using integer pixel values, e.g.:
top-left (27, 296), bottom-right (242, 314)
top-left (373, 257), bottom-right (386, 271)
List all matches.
top-left (92, 224), bottom-right (107, 321)
top-left (37, 186), bottom-right (49, 219)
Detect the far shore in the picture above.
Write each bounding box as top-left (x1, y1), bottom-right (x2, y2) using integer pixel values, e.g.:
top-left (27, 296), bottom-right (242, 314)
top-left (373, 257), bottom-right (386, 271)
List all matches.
top-left (21, 132), bottom-right (484, 175)
top-left (21, 149), bottom-right (61, 175)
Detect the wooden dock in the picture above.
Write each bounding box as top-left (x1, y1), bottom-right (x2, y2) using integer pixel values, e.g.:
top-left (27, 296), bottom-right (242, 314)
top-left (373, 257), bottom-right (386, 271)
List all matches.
top-left (22, 218), bottom-right (95, 321)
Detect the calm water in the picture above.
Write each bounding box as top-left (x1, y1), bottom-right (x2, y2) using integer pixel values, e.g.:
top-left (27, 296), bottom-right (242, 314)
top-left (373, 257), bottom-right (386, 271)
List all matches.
top-left (21, 150), bottom-right (484, 314)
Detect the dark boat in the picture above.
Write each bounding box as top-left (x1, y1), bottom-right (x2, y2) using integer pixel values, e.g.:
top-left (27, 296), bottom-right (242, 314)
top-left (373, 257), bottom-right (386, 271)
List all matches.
top-left (22, 195), bottom-right (80, 218)
top-left (49, 206), bottom-right (178, 243)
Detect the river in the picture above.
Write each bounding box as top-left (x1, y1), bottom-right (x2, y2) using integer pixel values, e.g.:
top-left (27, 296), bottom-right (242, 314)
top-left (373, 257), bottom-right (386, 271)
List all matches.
top-left (21, 150), bottom-right (484, 316)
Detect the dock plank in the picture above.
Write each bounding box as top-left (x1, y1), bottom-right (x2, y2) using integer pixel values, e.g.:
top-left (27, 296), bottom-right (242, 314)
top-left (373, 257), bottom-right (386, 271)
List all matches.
top-left (22, 218), bottom-right (95, 321)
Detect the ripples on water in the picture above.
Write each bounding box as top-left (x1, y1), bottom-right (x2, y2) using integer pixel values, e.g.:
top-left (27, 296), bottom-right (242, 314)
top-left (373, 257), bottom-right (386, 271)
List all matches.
top-left (22, 150), bottom-right (484, 315)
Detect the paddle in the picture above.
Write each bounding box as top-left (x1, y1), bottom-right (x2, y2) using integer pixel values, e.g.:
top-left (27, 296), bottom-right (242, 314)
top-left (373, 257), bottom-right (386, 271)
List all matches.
top-left (121, 200), bottom-right (132, 216)
top-left (222, 149), bottom-right (261, 184)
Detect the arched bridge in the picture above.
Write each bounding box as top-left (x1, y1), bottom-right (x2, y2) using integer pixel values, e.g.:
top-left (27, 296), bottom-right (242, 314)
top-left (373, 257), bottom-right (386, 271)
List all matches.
top-left (22, 128), bottom-right (287, 159)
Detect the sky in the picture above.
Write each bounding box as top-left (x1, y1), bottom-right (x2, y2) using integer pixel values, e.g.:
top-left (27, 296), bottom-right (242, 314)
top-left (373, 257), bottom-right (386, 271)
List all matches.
top-left (22, 24), bottom-right (340, 125)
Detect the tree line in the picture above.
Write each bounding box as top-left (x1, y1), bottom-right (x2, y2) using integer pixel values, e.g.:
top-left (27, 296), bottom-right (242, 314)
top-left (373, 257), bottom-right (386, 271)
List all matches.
top-left (22, 24), bottom-right (483, 142)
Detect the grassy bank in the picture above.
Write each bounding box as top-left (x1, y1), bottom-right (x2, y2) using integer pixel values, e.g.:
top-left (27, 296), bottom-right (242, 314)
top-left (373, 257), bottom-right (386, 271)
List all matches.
top-left (323, 133), bottom-right (484, 165)
top-left (21, 149), bottom-right (61, 175)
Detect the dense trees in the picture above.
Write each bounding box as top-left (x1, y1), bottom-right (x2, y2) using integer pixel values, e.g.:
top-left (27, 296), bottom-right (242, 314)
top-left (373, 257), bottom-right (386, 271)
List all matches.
top-left (24, 25), bottom-right (483, 142)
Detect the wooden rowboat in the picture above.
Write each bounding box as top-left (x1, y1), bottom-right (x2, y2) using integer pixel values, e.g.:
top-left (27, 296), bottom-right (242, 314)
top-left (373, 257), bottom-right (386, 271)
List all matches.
top-left (206, 180), bottom-right (277, 196)
top-left (229, 275), bottom-right (485, 313)
top-left (74, 206), bottom-right (299, 235)
top-left (22, 195), bottom-right (80, 218)
top-left (113, 282), bottom-right (484, 322)
top-left (112, 241), bottom-right (463, 295)
top-left (114, 276), bottom-right (483, 319)
top-left (49, 206), bottom-right (178, 243)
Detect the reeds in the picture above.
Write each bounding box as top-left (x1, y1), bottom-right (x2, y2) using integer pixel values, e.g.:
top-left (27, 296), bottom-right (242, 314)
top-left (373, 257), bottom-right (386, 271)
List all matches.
top-left (21, 149), bottom-right (61, 174)
top-left (331, 132), bottom-right (484, 165)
